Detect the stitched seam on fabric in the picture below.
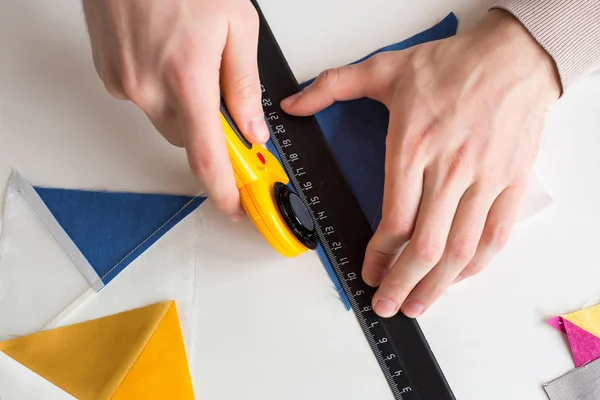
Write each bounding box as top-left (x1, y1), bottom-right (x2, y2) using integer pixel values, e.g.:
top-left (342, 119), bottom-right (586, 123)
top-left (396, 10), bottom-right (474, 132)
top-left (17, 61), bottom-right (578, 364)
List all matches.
top-left (105, 303), bottom-right (172, 399)
top-left (42, 287), bottom-right (93, 330)
top-left (97, 195), bottom-right (202, 282)
top-left (9, 173), bottom-right (101, 289)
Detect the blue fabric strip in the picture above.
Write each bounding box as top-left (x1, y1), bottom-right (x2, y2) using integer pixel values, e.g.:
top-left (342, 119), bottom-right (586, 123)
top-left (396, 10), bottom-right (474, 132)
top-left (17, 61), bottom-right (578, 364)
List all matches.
top-left (34, 187), bottom-right (205, 287)
top-left (268, 13), bottom-right (459, 309)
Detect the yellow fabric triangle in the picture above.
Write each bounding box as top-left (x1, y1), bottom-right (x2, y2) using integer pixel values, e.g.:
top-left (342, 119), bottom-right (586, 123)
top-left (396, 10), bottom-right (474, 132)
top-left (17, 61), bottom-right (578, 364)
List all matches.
top-left (112, 302), bottom-right (194, 399)
top-left (563, 303), bottom-right (600, 339)
top-left (0, 301), bottom-right (190, 399)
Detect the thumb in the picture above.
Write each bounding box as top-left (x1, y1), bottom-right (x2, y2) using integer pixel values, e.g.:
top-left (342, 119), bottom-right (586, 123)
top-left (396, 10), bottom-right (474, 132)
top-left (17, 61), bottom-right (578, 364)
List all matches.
top-left (281, 59), bottom-right (380, 116)
top-left (221, 14), bottom-right (269, 144)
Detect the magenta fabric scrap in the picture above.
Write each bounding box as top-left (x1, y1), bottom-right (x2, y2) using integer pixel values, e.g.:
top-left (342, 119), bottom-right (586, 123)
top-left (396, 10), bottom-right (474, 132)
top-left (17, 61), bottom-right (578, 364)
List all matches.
top-left (548, 316), bottom-right (600, 367)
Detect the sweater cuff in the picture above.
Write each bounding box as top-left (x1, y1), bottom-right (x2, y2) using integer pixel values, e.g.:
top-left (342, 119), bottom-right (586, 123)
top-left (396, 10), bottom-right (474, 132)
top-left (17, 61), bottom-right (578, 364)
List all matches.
top-left (491, 0), bottom-right (600, 91)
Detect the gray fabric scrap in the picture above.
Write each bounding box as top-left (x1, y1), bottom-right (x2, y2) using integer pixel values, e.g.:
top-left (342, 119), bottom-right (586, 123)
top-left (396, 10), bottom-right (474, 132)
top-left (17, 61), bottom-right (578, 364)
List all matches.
top-left (544, 357), bottom-right (600, 399)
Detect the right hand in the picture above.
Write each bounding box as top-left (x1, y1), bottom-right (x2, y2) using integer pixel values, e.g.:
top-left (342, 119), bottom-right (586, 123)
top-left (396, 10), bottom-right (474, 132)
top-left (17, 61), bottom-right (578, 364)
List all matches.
top-left (82, 0), bottom-right (268, 221)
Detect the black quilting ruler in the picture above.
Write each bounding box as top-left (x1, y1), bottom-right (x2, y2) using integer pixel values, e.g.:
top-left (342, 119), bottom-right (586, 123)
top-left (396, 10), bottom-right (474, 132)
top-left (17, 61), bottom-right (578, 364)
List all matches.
top-left (252, 2), bottom-right (455, 399)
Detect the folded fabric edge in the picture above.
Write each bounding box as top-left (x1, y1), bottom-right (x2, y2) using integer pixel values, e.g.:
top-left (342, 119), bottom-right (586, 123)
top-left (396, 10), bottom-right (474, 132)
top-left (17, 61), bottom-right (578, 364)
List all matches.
top-left (7, 171), bottom-right (103, 291)
top-left (104, 301), bottom-right (174, 399)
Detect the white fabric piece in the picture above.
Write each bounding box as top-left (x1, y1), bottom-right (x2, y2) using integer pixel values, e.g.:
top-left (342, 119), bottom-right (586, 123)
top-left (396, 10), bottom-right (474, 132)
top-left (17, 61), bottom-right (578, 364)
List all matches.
top-left (191, 204), bottom-right (394, 400)
top-left (518, 171), bottom-right (553, 222)
top-left (0, 170), bottom-right (94, 340)
top-left (0, 352), bottom-right (75, 400)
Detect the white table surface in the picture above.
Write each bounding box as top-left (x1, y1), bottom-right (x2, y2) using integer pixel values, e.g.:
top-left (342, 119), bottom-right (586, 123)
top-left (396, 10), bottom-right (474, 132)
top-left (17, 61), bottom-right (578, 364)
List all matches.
top-left (1, 0), bottom-right (600, 399)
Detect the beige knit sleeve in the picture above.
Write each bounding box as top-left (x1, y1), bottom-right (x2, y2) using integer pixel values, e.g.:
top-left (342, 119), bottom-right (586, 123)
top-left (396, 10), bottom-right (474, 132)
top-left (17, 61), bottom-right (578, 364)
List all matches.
top-left (491, 0), bottom-right (600, 90)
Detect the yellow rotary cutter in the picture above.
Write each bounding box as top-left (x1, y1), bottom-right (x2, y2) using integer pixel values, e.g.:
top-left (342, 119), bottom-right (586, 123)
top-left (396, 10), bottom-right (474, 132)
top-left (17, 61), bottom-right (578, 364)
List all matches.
top-left (220, 101), bottom-right (318, 257)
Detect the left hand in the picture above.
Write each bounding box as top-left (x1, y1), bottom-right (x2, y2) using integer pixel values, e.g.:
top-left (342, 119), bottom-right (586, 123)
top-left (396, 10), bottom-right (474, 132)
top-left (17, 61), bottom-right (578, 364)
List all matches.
top-left (281, 10), bottom-right (561, 318)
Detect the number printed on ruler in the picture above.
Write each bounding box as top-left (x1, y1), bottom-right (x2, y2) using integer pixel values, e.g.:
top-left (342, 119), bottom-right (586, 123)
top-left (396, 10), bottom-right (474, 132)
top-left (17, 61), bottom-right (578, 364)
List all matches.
top-left (260, 84), bottom-right (415, 399)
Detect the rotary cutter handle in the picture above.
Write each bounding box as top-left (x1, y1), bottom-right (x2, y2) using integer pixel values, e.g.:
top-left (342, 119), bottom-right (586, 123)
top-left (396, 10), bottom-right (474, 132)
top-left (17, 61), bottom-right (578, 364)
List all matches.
top-left (219, 102), bottom-right (318, 257)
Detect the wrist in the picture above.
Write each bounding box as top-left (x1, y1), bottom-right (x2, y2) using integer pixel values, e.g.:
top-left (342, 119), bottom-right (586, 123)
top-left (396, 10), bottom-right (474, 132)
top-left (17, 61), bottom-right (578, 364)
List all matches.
top-left (468, 10), bottom-right (562, 103)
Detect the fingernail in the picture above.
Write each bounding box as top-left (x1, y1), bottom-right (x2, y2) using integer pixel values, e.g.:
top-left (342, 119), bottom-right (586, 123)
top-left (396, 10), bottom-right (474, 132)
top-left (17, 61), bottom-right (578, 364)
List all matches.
top-left (453, 274), bottom-right (465, 284)
top-left (281, 92), bottom-right (301, 107)
top-left (229, 212), bottom-right (245, 222)
top-left (374, 299), bottom-right (399, 318)
top-left (401, 301), bottom-right (425, 318)
top-left (363, 267), bottom-right (387, 287)
top-left (248, 118), bottom-right (270, 143)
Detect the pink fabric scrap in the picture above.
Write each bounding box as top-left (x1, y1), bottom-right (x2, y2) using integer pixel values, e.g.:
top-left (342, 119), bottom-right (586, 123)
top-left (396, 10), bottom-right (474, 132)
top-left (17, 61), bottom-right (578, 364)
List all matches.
top-left (547, 316), bottom-right (600, 367)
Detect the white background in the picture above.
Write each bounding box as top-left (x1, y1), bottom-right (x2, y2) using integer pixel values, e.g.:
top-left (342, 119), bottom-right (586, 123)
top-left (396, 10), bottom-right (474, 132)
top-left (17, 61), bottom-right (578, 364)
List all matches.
top-left (1, 0), bottom-right (600, 399)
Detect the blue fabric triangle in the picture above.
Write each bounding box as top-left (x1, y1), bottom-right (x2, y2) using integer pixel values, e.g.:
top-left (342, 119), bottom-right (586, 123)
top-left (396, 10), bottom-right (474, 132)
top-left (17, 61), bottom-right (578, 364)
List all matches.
top-left (34, 187), bottom-right (205, 286)
top-left (266, 12), bottom-right (459, 309)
